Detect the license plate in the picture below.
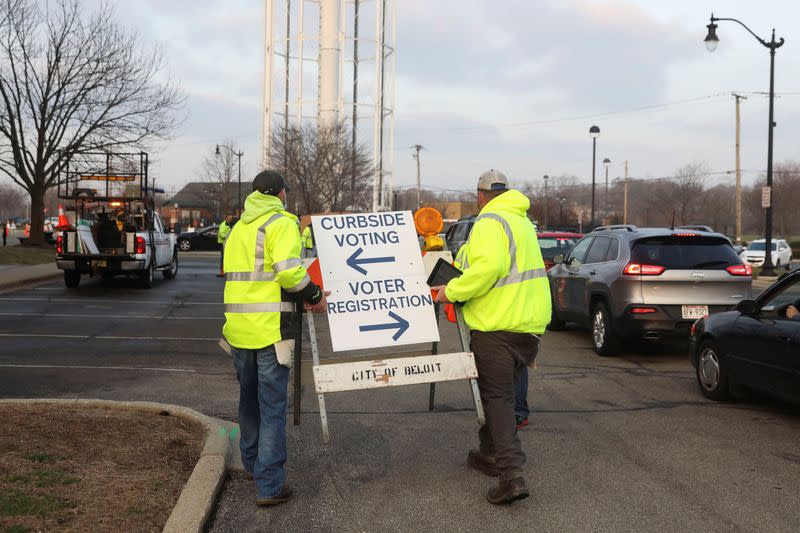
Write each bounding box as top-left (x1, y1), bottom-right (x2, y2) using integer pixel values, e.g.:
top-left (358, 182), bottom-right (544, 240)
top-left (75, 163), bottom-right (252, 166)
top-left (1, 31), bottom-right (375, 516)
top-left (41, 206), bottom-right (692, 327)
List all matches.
top-left (682, 305), bottom-right (708, 319)
top-left (93, 260), bottom-right (107, 268)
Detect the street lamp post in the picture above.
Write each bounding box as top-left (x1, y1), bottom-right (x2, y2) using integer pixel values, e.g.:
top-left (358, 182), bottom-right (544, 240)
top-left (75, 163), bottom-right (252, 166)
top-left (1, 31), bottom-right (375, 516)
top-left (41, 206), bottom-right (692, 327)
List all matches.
top-left (602, 158), bottom-right (611, 221)
top-left (215, 144), bottom-right (244, 217)
top-left (559, 197), bottom-right (566, 227)
top-left (589, 125), bottom-right (600, 230)
top-left (543, 174), bottom-right (549, 228)
top-left (704, 14), bottom-right (784, 276)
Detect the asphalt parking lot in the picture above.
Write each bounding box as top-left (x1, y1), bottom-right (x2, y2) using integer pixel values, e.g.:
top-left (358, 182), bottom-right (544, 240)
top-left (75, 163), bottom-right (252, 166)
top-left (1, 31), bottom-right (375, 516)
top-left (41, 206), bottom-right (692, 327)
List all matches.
top-left (1, 255), bottom-right (798, 532)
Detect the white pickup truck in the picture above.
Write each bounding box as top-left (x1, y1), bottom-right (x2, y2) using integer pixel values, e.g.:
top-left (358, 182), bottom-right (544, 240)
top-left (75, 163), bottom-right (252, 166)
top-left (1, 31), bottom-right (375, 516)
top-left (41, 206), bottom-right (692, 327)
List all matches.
top-left (56, 210), bottom-right (178, 289)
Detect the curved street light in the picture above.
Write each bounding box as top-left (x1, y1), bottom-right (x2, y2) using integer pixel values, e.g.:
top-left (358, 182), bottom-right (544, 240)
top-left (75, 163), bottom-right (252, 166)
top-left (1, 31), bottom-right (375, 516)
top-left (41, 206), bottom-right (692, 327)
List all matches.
top-left (704, 13), bottom-right (784, 276)
top-left (215, 144), bottom-right (244, 217)
top-left (589, 125), bottom-right (600, 229)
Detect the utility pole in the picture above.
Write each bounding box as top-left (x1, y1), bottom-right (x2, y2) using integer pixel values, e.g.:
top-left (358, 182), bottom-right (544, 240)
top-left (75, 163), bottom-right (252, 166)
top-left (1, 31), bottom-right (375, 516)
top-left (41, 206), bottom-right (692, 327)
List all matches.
top-left (543, 175), bottom-right (549, 228)
top-left (733, 93), bottom-right (747, 245)
top-left (411, 144), bottom-right (424, 211)
top-left (623, 160), bottom-right (629, 225)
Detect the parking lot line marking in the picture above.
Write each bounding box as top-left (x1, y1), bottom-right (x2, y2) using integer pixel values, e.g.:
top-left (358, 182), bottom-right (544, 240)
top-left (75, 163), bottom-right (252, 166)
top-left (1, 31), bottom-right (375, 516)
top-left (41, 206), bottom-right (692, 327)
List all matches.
top-left (31, 288), bottom-right (223, 295)
top-left (0, 297), bottom-right (221, 305)
top-left (0, 333), bottom-right (218, 341)
top-left (0, 312), bottom-right (221, 320)
top-left (0, 364), bottom-right (196, 373)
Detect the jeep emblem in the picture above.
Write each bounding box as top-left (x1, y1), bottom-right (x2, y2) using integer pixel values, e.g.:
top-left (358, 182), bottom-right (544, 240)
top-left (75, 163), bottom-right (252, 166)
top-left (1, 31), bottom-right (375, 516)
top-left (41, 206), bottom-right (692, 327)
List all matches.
top-left (690, 272), bottom-right (705, 278)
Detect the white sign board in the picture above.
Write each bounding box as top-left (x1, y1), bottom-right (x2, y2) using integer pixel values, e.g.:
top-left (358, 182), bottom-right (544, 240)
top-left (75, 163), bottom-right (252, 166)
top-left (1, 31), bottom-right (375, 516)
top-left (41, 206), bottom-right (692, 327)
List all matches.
top-left (312, 211), bottom-right (440, 352)
top-left (313, 352), bottom-right (478, 393)
top-left (761, 186), bottom-right (772, 208)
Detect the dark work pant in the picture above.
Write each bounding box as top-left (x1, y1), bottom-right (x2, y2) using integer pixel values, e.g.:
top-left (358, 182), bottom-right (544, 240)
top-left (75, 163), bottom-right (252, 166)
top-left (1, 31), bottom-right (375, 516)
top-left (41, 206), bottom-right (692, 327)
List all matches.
top-left (219, 246), bottom-right (224, 272)
top-left (514, 366), bottom-right (529, 419)
top-left (471, 330), bottom-right (540, 480)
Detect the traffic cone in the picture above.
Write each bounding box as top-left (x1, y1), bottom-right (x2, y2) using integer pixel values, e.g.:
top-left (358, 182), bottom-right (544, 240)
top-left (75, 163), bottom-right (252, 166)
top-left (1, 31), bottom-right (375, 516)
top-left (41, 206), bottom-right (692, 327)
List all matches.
top-left (56, 205), bottom-right (72, 230)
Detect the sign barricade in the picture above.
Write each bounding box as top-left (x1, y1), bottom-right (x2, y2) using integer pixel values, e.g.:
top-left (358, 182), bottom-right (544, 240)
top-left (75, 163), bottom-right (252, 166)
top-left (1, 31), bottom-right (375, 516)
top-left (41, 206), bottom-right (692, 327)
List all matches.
top-left (296, 211), bottom-right (484, 443)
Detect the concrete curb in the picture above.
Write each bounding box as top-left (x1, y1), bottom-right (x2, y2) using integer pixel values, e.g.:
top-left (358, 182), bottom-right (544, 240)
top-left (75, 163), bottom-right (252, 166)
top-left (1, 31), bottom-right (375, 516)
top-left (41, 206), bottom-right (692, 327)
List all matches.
top-left (0, 269), bottom-right (61, 292)
top-left (0, 399), bottom-right (238, 533)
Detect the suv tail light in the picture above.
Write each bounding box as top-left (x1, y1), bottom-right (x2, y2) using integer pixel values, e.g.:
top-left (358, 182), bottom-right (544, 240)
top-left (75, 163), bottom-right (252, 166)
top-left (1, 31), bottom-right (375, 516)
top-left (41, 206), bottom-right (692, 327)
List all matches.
top-left (56, 235), bottom-right (63, 254)
top-left (630, 307), bottom-right (657, 314)
top-left (726, 264), bottom-right (752, 276)
top-left (135, 236), bottom-right (146, 254)
top-left (623, 263), bottom-right (665, 276)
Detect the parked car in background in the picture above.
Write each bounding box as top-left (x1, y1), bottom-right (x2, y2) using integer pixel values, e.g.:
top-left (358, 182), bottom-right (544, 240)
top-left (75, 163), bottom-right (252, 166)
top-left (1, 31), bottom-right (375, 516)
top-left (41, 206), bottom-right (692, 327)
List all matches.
top-left (444, 216), bottom-right (475, 256)
top-left (177, 226), bottom-right (221, 251)
top-left (742, 238), bottom-right (792, 270)
top-left (548, 225), bottom-right (752, 355)
top-left (537, 231), bottom-right (583, 270)
top-left (690, 268), bottom-right (800, 404)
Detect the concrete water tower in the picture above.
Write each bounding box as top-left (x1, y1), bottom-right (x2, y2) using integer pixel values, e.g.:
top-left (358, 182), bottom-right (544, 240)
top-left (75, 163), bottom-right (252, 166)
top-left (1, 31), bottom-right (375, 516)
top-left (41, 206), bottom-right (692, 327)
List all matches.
top-left (262, 0), bottom-right (396, 211)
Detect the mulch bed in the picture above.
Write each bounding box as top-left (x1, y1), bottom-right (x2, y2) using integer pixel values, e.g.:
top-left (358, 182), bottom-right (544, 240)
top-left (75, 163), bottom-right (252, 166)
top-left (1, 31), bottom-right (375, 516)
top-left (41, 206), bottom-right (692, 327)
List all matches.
top-left (0, 404), bottom-right (205, 532)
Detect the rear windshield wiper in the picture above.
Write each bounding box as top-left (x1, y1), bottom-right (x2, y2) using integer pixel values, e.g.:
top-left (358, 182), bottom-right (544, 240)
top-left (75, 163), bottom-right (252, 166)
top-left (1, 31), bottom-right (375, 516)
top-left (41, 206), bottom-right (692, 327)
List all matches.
top-left (691, 260), bottom-right (730, 268)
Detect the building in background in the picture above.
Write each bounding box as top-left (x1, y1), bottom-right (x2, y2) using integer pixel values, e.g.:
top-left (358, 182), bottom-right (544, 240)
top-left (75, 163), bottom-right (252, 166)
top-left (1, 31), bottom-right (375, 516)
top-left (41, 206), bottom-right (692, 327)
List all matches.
top-left (262, 0), bottom-right (396, 211)
top-left (161, 182), bottom-right (240, 231)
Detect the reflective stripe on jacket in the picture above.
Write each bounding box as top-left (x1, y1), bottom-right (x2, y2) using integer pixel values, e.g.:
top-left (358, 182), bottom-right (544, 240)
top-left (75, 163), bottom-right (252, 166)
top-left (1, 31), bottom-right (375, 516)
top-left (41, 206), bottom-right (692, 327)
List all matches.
top-left (222, 191), bottom-right (309, 349)
top-left (217, 221), bottom-right (231, 244)
top-left (444, 189), bottom-right (551, 334)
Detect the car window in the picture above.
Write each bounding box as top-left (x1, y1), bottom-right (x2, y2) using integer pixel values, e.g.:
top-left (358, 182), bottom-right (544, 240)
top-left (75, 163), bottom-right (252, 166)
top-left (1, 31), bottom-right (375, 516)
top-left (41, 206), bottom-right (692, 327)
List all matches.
top-left (585, 236), bottom-right (611, 264)
top-left (567, 237), bottom-right (594, 266)
top-left (630, 236), bottom-right (741, 270)
top-left (762, 277), bottom-right (800, 313)
top-left (205, 228), bottom-right (219, 239)
top-left (606, 238), bottom-right (620, 262)
top-left (538, 237), bottom-right (579, 261)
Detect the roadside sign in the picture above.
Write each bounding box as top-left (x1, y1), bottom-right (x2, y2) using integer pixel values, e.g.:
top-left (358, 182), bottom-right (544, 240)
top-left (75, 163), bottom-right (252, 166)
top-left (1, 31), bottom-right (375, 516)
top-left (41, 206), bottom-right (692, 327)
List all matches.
top-left (312, 211), bottom-right (440, 352)
top-left (761, 186), bottom-right (771, 208)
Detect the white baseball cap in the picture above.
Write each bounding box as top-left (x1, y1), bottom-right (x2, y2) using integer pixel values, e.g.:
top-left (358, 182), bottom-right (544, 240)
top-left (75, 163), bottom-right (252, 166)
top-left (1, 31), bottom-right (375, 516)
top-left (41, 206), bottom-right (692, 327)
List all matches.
top-left (477, 169), bottom-right (509, 191)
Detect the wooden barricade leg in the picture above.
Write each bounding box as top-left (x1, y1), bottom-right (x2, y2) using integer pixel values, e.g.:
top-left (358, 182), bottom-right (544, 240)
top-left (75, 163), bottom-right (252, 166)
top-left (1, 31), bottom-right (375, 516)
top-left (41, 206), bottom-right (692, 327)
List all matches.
top-left (306, 312), bottom-right (331, 443)
top-left (455, 305), bottom-right (485, 426)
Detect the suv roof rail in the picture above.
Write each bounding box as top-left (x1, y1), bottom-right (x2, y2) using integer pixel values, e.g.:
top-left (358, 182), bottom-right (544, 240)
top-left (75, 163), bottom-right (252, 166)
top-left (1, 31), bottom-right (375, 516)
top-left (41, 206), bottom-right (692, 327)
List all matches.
top-left (676, 224), bottom-right (714, 233)
top-left (591, 224), bottom-right (638, 233)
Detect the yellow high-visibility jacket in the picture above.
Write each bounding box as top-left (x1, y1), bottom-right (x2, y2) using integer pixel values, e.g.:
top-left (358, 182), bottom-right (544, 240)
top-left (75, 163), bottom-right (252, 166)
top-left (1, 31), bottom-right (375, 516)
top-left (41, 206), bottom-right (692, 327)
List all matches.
top-left (301, 225), bottom-right (314, 250)
top-left (223, 191), bottom-right (311, 349)
top-left (445, 189), bottom-right (551, 334)
top-left (218, 220), bottom-right (231, 244)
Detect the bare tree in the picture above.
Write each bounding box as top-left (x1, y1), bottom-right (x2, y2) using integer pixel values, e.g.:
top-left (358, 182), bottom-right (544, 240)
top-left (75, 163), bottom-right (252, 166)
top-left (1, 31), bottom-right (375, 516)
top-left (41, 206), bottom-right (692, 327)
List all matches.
top-left (0, 179), bottom-right (25, 219)
top-left (0, 0), bottom-right (185, 244)
top-left (671, 162), bottom-right (708, 225)
top-left (270, 121), bottom-right (373, 214)
top-left (200, 141), bottom-right (240, 221)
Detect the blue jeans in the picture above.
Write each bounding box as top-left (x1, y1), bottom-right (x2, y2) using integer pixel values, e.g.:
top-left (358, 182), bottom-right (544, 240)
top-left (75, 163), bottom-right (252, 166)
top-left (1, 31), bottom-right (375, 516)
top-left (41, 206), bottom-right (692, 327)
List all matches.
top-left (514, 366), bottom-right (529, 419)
top-left (232, 345), bottom-right (290, 498)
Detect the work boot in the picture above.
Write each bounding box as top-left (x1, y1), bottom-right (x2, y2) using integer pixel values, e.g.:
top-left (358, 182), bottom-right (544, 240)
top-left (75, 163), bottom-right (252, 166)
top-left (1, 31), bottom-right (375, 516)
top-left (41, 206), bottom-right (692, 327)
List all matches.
top-left (487, 477), bottom-right (529, 505)
top-left (256, 485), bottom-right (294, 506)
top-left (467, 449), bottom-right (499, 477)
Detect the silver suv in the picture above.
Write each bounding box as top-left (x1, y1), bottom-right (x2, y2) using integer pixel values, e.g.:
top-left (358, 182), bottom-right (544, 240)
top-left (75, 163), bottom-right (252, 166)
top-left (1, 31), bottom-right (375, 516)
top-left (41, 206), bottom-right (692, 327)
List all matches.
top-left (547, 225), bottom-right (752, 355)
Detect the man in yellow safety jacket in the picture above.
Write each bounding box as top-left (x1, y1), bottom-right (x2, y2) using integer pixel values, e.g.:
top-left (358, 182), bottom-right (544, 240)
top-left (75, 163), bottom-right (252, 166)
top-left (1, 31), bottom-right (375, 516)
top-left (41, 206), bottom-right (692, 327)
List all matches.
top-left (216, 213), bottom-right (234, 277)
top-left (300, 224), bottom-right (315, 257)
top-left (223, 170), bottom-right (328, 506)
top-left (434, 169), bottom-right (550, 505)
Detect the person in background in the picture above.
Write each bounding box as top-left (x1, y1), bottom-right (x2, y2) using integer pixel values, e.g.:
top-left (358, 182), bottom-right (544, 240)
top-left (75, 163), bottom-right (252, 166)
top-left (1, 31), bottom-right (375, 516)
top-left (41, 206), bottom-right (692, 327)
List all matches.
top-left (301, 223), bottom-right (315, 258)
top-left (434, 169), bottom-right (550, 505)
top-left (223, 170), bottom-right (329, 506)
top-left (2, 220), bottom-right (8, 246)
top-left (217, 213), bottom-right (234, 278)
top-left (514, 369), bottom-right (531, 429)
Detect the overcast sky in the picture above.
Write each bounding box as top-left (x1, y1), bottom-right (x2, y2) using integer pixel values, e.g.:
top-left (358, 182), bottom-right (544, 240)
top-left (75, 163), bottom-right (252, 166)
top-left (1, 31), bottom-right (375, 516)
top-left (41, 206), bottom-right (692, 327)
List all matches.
top-left (107, 0), bottom-right (800, 195)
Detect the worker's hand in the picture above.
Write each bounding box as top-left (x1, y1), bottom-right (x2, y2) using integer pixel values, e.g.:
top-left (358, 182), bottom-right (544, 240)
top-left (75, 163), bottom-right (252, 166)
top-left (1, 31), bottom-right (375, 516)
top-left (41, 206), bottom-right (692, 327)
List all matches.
top-left (787, 305), bottom-right (799, 320)
top-left (432, 285), bottom-right (452, 304)
top-left (306, 291), bottom-right (331, 313)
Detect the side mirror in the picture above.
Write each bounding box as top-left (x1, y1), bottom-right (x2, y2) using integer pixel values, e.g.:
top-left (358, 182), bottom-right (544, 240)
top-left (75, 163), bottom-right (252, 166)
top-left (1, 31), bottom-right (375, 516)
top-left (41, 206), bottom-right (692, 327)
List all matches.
top-left (553, 254), bottom-right (564, 265)
top-left (737, 299), bottom-right (757, 315)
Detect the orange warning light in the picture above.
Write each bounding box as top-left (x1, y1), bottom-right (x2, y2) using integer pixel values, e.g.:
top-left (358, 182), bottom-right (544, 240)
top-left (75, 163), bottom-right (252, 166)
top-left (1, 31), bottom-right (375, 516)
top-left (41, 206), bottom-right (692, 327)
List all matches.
top-left (413, 207), bottom-right (443, 236)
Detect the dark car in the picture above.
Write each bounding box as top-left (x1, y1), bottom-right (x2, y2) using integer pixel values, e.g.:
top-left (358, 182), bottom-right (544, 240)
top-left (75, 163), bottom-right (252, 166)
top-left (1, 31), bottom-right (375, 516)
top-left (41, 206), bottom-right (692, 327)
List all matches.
top-left (690, 268), bottom-right (800, 403)
top-left (177, 226), bottom-right (221, 252)
top-left (444, 216), bottom-right (476, 256)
